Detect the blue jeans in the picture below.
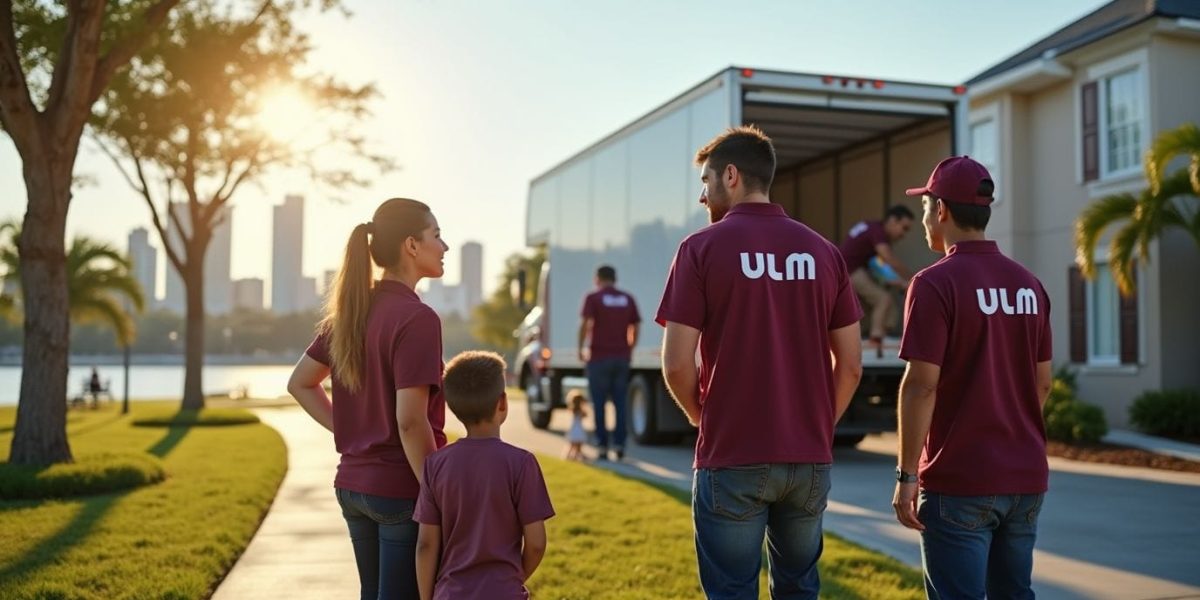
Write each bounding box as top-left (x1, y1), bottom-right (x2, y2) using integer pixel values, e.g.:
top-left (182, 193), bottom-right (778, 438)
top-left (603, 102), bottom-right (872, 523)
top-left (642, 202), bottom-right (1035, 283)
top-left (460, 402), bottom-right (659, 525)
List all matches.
top-left (586, 357), bottom-right (630, 450)
top-left (918, 491), bottom-right (1045, 600)
top-left (335, 488), bottom-right (419, 600)
top-left (693, 463), bottom-right (831, 599)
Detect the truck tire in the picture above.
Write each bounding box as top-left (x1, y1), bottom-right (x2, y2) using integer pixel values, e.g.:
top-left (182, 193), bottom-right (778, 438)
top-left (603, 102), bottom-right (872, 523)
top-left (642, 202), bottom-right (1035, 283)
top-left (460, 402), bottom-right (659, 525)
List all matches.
top-left (524, 369), bottom-right (552, 430)
top-left (629, 374), bottom-right (679, 445)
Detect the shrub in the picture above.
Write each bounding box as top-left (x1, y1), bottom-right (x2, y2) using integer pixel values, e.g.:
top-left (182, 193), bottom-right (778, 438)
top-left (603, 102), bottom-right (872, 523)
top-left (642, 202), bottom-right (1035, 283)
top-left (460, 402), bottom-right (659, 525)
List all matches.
top-left (1053, 364), bottom-right (1078, 393)
top-left (132, 408), bottom-right (259, 427)
top-left (1129, 389), bottom-right (1200, 439)
top-left (0, 452), bottom-right (166, 500)
top-left (1043, 378), bottom-right (1108, 444)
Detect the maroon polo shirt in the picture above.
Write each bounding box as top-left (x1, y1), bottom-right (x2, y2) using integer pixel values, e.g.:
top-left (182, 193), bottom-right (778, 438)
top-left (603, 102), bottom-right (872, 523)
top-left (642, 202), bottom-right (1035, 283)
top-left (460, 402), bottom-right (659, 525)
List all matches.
top-left (838, 220), bottom-right (888, 273)
top-left (414, 438), bottom-right (555, 600)
top-left (306, 279), bottom-right (448, 499)
top-left (899, 240), bottom-right (1052, 495)
top-left (656, 202), bottom-right (863, 468)
top-left (581, 285), bottom-right (641, 362)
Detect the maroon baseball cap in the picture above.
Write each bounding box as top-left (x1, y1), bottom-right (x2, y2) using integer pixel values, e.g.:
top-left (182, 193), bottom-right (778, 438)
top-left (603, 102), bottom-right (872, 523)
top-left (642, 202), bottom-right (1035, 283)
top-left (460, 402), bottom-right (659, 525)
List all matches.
top-left (905, 156), bottom-right (994, 206)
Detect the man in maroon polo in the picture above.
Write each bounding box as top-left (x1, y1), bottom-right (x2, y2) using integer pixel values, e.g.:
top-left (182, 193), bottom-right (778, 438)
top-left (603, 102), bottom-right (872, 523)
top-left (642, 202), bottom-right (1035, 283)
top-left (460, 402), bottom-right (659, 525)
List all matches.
top-left (891, 156), bottom-right (1053, 599)
top-left (578, 265), bottom-right (640, 461)
top-left (838, 205), bottom-right (915, 351)
top-left (658, 125), bottom-right (864, 598)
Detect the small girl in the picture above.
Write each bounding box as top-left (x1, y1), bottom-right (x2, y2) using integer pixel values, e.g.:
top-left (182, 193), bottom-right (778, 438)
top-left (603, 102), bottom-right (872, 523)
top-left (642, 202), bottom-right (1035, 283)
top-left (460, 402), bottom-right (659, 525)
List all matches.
top-left (565, 390), bottom-right (589, 461)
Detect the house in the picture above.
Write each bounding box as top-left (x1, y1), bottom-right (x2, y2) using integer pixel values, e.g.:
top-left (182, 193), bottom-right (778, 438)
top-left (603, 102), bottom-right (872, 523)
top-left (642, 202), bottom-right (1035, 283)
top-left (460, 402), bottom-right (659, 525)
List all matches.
top-left (964, 0), bottom-right (1200, 426)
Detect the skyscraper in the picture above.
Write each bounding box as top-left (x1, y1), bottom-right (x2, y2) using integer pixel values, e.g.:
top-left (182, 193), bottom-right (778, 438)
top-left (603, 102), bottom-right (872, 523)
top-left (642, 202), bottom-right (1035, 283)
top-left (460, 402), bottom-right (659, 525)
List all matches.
top-left (460, 241), bottom-right (483, 312)
top-left (162, 203), bottom-right (233, 315)
top-left (232, 278), bottom-right (265, 311)
top-left (272, 195), bottom-right (304, 314)
top-left (127, 227), bottom-right (158, 307)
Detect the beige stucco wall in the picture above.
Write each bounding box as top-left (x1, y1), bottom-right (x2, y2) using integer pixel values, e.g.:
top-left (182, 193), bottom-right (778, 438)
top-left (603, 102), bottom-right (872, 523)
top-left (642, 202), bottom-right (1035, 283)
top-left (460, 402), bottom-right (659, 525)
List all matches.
top-left (967, 23), bottom-right (1200, 426)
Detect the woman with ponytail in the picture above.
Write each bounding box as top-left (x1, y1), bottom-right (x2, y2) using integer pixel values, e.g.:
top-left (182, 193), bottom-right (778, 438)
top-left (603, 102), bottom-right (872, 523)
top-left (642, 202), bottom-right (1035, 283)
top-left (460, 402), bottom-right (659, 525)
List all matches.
top-left (287, 198), bottom-right (449, 599)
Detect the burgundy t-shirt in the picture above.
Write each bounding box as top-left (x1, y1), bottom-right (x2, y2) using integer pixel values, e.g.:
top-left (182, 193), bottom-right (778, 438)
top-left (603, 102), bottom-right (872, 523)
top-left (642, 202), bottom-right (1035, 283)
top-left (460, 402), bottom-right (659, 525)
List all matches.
top-left (838, 220), bottom-right (888, 273)
top-left (414, 438), bottom-right (555, 600)
top-left (899, 240), bottom-right (1052, 495)
top-left (655, 202), bottom-right (863, 468)
top-left (305, 280), bottom-right (448, 499)
top-left (581, 286), bottom-right (641, 362)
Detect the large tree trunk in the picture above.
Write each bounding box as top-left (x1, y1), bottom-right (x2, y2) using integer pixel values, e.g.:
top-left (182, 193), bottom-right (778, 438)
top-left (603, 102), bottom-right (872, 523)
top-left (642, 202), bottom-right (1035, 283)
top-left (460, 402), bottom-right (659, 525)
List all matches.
top-left (9, 155), bottom-right (74, 465)
top-left (181, 252), bottom-right (206, 411)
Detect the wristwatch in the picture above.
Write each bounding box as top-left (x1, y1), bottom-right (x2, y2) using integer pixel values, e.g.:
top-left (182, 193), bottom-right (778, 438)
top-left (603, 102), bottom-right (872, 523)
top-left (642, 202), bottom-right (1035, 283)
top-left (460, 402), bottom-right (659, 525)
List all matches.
top-left (895, 466), bottom-right (918, 483)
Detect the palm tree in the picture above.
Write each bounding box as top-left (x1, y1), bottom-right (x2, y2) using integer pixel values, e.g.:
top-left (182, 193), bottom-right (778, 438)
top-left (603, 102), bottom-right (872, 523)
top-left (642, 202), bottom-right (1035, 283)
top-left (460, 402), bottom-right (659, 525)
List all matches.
top-left (1, 221), bottom-right (146, 345)
top-left (1075, 124), bottom-right (1200, 296)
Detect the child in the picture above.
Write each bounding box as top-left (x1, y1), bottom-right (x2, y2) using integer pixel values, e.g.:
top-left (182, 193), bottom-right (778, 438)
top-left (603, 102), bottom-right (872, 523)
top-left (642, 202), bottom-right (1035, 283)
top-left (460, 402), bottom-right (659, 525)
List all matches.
top-left (564, 390), bottom-right (588, 461)
top-left (415, 351), bottom-right (555, 600)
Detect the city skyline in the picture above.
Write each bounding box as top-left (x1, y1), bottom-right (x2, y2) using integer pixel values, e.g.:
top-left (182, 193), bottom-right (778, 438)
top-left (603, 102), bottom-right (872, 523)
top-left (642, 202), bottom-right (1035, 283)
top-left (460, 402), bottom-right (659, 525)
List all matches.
top-left (0, 0), bottom-right (1105, 303)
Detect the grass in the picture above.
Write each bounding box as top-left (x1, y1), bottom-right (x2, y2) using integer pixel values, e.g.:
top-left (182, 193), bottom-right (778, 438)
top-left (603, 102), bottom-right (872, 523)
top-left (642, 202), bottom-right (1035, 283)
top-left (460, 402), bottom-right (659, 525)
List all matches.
top-left (0, 401), bottom-right (286, 600)
top-left (131, 407), bottom-right (261, 428)
top-left (0, 452), bottom-right (166, 500)
top-left (528, 454), bottom-right (924, 600)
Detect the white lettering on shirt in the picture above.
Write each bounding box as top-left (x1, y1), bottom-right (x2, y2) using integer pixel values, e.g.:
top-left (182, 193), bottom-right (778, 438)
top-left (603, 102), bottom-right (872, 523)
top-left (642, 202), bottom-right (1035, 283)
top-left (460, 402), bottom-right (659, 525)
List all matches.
top-left (976, 288), bottom-right (1038, 315)
top-left (740, 252), bottom-right (815, 281)
top-left (601, 294), bottom-right (629, 308)
top-left (848, 221), bottom-right (869, 238)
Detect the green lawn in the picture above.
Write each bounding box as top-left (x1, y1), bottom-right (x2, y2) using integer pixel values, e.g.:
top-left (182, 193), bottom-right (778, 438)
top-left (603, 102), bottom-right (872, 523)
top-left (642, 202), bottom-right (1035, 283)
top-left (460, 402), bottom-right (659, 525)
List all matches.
top-left (530, 455), bottom-right (924, 600)
top-left (0, 401), bottom-right (286, 600)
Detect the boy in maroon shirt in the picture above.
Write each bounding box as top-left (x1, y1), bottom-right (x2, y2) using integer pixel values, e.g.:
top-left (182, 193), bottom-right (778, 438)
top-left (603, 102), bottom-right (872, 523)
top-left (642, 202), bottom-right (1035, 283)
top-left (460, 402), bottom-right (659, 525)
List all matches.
top-left (658, 126), bottom-right (863, 598)
top-left (415, 351), bottom-right (555, 600)
top-left (892, 156), bottom-right (1053, 599)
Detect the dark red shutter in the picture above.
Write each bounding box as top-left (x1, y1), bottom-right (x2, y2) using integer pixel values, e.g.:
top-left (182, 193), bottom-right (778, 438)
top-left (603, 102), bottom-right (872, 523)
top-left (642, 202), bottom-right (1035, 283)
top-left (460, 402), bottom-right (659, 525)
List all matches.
top-left (1119, 268), bottom-right (1139, 365)
top-left (1069, 266), bottom-right (1087, 363)
top-left (1082, 82), bottom-right (1100, 182)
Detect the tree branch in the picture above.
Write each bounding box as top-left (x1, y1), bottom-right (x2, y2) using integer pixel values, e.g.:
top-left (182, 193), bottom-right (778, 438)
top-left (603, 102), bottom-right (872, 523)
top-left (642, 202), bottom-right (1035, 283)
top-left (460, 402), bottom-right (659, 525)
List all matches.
top-left (0, 2), bottom-right (44, 151)
top-left (120, 134), bottom-right (185, 275)
top-left (46, 1), bottom-right (104, 136)
top-left (90, 0), bottom-right (182, 100)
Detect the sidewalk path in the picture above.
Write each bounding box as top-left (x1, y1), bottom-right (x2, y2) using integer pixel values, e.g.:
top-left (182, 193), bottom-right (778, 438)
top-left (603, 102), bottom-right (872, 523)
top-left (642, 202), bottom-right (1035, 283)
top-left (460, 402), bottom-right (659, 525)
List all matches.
top-left (212, 408), bottom-right (357, 600)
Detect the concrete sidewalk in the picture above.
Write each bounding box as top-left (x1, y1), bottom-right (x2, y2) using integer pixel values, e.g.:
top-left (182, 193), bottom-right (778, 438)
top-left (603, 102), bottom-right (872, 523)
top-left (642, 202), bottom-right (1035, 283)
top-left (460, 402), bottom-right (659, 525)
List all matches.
top-left (212, 408), bottom-right (358, 600)
top-left (1105, 428), bottom-right (1200, 462)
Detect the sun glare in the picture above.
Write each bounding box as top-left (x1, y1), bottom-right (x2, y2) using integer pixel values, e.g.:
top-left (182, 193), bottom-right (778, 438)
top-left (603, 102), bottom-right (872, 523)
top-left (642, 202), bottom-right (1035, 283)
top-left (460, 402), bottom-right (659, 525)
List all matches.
top-left (256, 86), bottom-right (315, 142)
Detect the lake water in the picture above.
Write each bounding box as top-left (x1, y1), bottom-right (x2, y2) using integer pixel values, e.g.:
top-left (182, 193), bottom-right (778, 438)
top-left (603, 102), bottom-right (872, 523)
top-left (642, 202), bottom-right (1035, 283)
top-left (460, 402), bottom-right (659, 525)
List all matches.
top-left (0, 364), bottom-right (298, 405)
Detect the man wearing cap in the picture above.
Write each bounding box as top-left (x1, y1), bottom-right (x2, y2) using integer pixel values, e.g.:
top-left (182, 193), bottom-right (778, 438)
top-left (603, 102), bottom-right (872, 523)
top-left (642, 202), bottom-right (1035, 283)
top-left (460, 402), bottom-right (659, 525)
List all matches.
top-left (891, 156), bottom-right (1053, 599)
top-left (658, 126), bottom-right (864, 598)
top-left (578, 265), bottom-right (641, 461)
top-left (838, 205), bottom-right (915, 351)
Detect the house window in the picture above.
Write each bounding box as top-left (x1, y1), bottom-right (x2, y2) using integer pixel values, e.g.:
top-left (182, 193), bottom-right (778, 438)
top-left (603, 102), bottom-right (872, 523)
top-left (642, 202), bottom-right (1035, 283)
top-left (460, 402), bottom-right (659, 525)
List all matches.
top-left (970, 117), bottom-right (999, 197)
top-left (1102, 68), bottom-right (1144, 176)
top-left (1087, 264), bottom-right (1120, 364)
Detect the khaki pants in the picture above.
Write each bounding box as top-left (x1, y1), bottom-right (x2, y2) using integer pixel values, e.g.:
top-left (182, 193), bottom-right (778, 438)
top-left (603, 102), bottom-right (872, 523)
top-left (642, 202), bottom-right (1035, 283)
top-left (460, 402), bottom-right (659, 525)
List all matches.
top-left (850, 268), bottom-right (898, 339)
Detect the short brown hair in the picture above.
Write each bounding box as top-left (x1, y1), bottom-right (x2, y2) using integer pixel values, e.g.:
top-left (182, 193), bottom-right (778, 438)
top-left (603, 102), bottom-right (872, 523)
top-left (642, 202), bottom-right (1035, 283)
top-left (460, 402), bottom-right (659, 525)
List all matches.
top-left (443, 351), bottom-right (507, 425)
top-left (694, 125), bottom-right (776, 193)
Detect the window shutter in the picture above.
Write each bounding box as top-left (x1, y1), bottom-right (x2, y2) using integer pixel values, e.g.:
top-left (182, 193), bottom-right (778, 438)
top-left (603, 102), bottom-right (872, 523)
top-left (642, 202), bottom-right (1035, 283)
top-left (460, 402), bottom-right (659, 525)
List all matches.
top-left (1069, 266), bottom-right (1087, 363)
top-left (1119, 268), bottom-right (1139, 364)
top-left (1081, 82), bottom-right (1100, 182)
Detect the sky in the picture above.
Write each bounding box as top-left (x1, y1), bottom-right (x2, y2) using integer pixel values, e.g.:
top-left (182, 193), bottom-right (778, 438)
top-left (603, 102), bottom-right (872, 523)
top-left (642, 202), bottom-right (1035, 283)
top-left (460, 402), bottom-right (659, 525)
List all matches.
top-left (0, 0), bottom-right (1105, 303)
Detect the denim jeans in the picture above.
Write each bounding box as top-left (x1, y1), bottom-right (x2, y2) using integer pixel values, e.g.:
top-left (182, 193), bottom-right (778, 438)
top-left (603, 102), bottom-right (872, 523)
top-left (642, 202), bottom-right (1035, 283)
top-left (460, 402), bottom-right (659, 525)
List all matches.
top-left (585, 357), bottom-right (630, 450)
top-left (918, 491), bottom-right (1045, 600)
top-left (335, 488), bottom-right (419, 600)
top-left (693, 463), bottom-right (831, 599)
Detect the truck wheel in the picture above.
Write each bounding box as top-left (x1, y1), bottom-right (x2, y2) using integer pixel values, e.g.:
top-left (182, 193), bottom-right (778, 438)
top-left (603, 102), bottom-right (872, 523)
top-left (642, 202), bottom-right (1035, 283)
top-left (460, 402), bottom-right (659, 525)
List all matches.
top-left (833, 433), bottom-right (866, 447)
top-left (524, 370), bottom-right (551, 430)
top-left (629, 374), bottom-right (671, 445)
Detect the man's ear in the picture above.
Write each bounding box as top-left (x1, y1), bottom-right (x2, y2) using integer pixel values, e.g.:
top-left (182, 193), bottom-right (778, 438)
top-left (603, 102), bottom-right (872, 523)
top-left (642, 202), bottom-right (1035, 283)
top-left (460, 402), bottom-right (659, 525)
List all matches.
top-left (936, 199), bottom-right (950, 224)
top-left (725, 163), bottom-right (739, 189)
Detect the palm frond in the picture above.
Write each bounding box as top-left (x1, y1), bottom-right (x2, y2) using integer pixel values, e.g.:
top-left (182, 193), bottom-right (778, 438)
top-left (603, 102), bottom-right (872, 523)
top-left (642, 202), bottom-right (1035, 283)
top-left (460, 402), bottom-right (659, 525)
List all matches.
top-left (72, 296), bottom-right (136, 347)
top-left (1146, 123), bottom-right (1200, 195)
top-left (1074, 193), bottom-right (1136, 278)
top-left (1108, 219), bottom-right (1143, 298)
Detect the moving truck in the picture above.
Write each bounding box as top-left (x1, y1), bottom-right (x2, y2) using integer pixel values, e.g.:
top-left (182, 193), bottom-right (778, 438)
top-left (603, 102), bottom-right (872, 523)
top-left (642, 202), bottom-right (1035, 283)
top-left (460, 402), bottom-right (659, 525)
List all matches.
top-left (515, 67), bottom-right (968, 445)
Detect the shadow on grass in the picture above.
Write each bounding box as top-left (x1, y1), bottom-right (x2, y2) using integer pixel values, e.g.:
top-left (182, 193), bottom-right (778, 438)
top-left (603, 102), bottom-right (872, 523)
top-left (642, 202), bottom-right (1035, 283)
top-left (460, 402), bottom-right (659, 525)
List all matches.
top-left (147, 424), bottom-right (192, 459)
top-left (0, 493), bottom-right (120, 585)
top-left (66, 412), bottom-right (127, 438)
